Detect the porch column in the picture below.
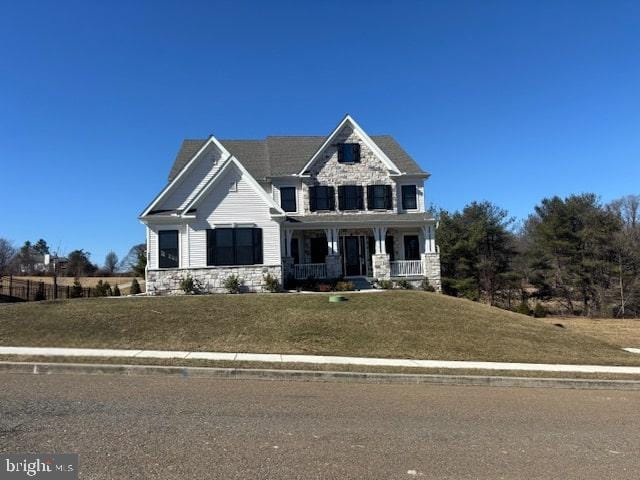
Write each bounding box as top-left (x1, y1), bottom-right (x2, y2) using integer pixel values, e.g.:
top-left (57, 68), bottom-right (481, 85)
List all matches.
top-left (421, 224), bottom-right (436, 253)
top-left (324, 228), bottom-right (339, 255)
top-left (372, 226), bottom-right (387, 254)
top-left (283, 229), bottom-right (294, 257)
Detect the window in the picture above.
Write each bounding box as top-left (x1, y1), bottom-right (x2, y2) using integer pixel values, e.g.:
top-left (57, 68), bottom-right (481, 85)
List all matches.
top-left (385, 235), bottom-right (395, 261)
top-left (309, 186), bottom-right (335, 211)
top-left (207, 228), bottom-right (263, 266)
top-left (280, 187), bottom-right (297, 212)
top-left (337, 143), bottom-right (361, 163)
top-left (338, 185), bottom-right (364, 210)
top-left (367, 185), bottom-right (393, 210)
top-left (402, 185), bottom-right (418, 210)
top-left (404, 235), bottom-right (420, 261)
top-left (310, 237), bottom-right (328, 263)
top-left (158, 230), bottom-right (179, 268)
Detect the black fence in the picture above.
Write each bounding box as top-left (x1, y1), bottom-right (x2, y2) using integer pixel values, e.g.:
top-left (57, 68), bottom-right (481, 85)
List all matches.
top-left (0, 276), bottom-right (93, 302)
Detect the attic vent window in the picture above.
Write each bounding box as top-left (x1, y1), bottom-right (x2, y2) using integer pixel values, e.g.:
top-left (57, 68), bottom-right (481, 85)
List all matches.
top-left (337, 143), bottom-right (361, 163)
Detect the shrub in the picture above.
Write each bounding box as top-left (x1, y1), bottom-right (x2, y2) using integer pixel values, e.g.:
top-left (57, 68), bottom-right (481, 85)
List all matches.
top-left (130, 278), bottom-right (141, 295)
top-left (223, 274), bottom-right (243, 294)
top-left (421, 277), bottom-right (435, 292)
top-left (69, 279), bottom-right (83, 298)
top-left (180, 274), bottom-right (196, 294)
top-left (113, 284), bottom-right (121, 296)
top-left (533, 303), bottom-right (547, 318)
top-left (396, 279), bottom-right (413, 290)
top-left (318, 283), bottom-right (332, 292)
top-left (376, 279), bottom-right (394, 290)
top-left (301, 276), bottom-right (319, 291)
top-left (93, 280), bottom-right (112, 297)
top-left (335, 281), bottom-right (355, 291)
top-left (34, 282), bottom-right (46, 301)
top-left (515, 301), bottom-right (531, 316)
top-left (262, 273), bottom-right (280, 293)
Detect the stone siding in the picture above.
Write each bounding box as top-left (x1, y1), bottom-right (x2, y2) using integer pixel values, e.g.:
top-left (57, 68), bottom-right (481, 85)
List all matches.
top-left (422, 253), bottom-right (442, 292)
top-left (372, 253), bottom-right (391, 280)
top-left (302, 125), bottom-right (396, 215)
top-left (146, 265), bottom-right (282, 295)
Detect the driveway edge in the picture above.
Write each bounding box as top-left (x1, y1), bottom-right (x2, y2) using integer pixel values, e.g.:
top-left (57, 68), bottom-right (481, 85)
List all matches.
top-left (1, 361), bottom-right (640, 390)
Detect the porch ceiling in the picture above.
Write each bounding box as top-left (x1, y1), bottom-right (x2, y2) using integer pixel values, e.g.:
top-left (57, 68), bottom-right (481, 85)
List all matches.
top-left (284, 213), bottom-right (435, 229)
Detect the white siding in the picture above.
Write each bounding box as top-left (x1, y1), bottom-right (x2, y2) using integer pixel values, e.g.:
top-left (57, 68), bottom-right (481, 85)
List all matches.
top-left (157, 143), bottom-right (227, 211)
top-left (147, 227), bottom-right (157, 269)
top-left (188, 163), bottom-right (281, 267)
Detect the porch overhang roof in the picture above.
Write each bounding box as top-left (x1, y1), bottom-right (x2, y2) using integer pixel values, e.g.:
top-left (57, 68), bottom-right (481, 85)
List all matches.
top-left (283, 213), bottom-right (435, 229)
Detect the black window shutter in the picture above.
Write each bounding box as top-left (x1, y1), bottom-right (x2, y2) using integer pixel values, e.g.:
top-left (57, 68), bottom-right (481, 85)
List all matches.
top-left (253, 228), bottom-right (263, 264)
top-left (206, 229), bottom-right (216, 266)
top-left (328, 186), bottom-right (336, 210)
top-left (384, 185), bottom-right (393, 209)
top-left (357, 186), bottom-right (364, 210)
top-left (309, 186), bottom-right (317, 212)
top-left (366, 186), bottom-right (374, 210)
top-left (353, 144), bottom-right (361, 162)
top-left (338, 186), bottom-right (346, 210)
top-left (337, 144), bottom-right (343, 163)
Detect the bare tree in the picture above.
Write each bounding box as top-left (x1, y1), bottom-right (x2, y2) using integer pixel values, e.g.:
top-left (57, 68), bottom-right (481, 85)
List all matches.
top-left (104, 251), bottom-right (119, 275)
top-left (0, 238), bottom-right (16, 275)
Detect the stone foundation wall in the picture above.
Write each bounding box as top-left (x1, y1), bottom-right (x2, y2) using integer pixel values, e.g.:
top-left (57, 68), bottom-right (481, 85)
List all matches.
top-left (146, 265), bottom-right (282, 295)
top-left (325, 255), bottom-right (342, 278)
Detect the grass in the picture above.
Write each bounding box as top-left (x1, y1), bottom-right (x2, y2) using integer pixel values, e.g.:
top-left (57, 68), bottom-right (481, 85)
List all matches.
top-left (0, 291), bottom-right (639, 366)
top-left (543, 317), bottom-right (640, 348)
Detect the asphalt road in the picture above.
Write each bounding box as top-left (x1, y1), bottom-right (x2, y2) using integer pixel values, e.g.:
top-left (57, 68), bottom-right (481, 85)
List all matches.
top-left (0, 373), bottom-right (638, 479)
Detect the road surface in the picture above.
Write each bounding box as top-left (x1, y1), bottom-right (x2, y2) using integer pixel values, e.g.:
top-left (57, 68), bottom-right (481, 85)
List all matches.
top-left (0, 373), bottom-right (638, 479)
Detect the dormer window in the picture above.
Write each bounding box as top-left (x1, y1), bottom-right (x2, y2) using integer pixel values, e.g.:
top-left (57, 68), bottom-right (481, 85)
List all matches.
top-left (280, 187), bottom-right (297, 212)
top-left (337, 143), bottom-right (361, 163)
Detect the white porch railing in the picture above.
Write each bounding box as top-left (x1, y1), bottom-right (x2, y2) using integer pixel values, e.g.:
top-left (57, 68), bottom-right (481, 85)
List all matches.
top-left (293, 263), bottom-right (327, 280)
top-left (390, 260), bottom-right (423, 277)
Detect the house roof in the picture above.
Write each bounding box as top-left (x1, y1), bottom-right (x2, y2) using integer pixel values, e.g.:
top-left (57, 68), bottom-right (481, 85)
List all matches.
top-left (168, 135), bottom-right (426, 182)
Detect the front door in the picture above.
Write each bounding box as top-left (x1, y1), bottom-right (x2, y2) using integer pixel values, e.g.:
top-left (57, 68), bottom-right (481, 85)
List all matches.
top-left (344, 236), bottom-right (361, 276)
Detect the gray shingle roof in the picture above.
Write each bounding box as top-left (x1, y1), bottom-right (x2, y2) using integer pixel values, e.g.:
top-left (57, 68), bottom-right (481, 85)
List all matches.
top-left (167, 135), bottom-right (426, 182)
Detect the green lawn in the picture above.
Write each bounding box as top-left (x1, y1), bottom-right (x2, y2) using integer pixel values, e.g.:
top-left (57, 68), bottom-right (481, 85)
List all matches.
top-left (0, 291), bottom-right (638, 366)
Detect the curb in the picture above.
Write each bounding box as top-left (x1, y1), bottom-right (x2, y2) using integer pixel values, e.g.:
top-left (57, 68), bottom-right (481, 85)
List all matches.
top-left (1, 361), bottom-right (640, 390)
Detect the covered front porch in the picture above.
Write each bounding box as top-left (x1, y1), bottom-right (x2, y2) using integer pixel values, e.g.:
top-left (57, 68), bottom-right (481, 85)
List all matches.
top-left (281, 214), bottom-right (440, 289)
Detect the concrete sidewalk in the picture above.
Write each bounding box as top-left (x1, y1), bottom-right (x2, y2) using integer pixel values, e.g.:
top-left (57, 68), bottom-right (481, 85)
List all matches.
top-left (1, 346), bottom-right (640, 375)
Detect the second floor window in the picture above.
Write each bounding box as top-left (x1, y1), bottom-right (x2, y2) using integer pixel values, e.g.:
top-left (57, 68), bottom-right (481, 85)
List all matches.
top-left (280, 187), bottom-right (297, 212)
top-left (309, 186), bottom-right (335, 211)
top-left (337, 143), bottom-right (361, 163)
top-left (402, 185), bottom-right (418, 210)
top-left (367, 185), bottom-right (393, 210)
top-left (338, 185), bottom-right (364, 210)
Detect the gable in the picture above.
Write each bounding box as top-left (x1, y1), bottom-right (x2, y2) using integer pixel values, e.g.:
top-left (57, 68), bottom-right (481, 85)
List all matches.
top-left (303, 124), bottom-right (391, 182)
top-left (191, 162), bottom-right (279, 223)
top-left (159, 142), bottom-right (228, 211)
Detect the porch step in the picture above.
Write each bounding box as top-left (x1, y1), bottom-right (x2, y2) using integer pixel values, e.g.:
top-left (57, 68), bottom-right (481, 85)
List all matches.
top-left (348, 277), bottom-right (375, 290)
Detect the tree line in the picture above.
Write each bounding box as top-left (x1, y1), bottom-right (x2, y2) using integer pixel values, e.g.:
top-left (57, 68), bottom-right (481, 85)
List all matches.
top-left (0, 238), bottom-right (147, 278)
top-left (437, 193), bottom-right (640, 317)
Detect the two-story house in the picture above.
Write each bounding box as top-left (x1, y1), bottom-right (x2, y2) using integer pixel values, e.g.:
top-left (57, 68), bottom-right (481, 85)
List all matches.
top-left (140, 115), bottom-right (440, 294)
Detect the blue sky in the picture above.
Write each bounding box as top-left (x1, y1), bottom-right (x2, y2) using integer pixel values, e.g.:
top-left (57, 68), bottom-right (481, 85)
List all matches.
top-left (2, 0), bottom-right (639, 266)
